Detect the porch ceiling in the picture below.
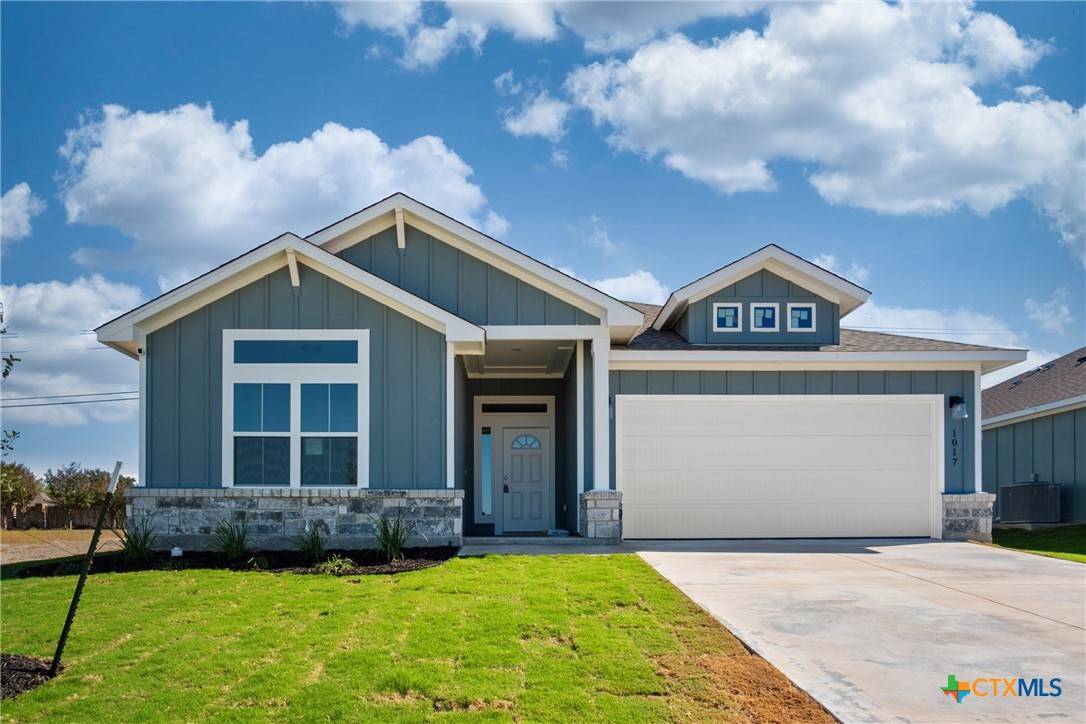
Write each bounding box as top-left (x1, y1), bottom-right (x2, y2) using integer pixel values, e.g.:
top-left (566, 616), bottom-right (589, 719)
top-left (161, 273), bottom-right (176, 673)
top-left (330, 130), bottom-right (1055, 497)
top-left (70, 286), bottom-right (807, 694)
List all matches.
top-left (464, 339), bottom-right (575, 378)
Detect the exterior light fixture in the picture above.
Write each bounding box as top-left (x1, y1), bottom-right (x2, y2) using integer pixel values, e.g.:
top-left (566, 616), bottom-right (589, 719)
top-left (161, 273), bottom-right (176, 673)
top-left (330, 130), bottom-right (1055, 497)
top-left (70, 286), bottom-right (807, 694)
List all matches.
top-left (948, 395), bottom-right (969, 420)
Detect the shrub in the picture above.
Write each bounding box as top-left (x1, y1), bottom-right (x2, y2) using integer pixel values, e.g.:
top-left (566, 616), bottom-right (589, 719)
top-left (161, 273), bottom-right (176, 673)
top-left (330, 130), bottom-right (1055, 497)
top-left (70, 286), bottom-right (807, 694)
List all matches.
top-left (212, 516), bottom-right (249, 560)
top-left (116, 518), bottom-right (159, 563)
top-left (293, 521), bottom-right (326, 563)
top-left (43, 463), bottom-right (134, 528)
top-left (313, 555), bottom-right (355, 575)
top-left (373, 506), bottom-right (418, 562)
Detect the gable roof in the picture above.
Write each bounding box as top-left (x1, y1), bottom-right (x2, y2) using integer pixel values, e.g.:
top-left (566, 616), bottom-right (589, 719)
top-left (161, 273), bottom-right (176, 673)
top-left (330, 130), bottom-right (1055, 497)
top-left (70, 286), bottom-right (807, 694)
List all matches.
top-left (617, 303), bottom-right (1026, 372)
top-left (95, 233), bottom-right (486, 359)
top-left (982, 346), bottom-right (1086, 425)
top-left (306, 193), bottom-right (645, 342)
top-left (653, 244), bottom-right (871, 331)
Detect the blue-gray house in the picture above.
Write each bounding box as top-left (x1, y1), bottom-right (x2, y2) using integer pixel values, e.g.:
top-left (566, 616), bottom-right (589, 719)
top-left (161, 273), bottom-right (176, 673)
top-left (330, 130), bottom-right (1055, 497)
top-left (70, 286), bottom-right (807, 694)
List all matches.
top-left (96, 193), bottom-right (1025, 548)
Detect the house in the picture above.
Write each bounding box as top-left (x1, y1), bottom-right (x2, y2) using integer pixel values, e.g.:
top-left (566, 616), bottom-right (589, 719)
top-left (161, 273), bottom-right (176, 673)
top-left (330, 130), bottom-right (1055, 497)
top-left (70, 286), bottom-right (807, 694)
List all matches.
top-left (982, 347), bottom-right (1086, 523)
top-left (96, 193), bottom-right (1026, 548)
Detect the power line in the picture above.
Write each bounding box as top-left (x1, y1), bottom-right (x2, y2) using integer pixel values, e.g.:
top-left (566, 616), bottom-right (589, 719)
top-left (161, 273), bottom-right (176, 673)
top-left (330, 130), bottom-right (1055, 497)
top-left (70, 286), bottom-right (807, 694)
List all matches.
top-left (1, 397), bottom-right (138, 409)
top-left (2, 347), bottom-right (111, 354)
top-left (2, 390), bottom-right (138, 402)
top-left (1, 330), bottom-right (96, 339)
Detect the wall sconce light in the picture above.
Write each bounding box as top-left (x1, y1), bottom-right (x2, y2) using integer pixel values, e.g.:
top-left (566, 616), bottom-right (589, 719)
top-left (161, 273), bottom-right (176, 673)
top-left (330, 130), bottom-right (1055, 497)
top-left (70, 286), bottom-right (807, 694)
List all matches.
top-left (949, 395), bottom-right (969, 420)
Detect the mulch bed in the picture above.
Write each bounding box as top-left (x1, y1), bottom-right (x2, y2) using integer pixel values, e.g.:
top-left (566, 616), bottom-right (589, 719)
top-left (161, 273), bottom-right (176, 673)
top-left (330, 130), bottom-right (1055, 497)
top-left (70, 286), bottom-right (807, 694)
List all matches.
top-left (0, 654), bottom-right (55, 700)
top-left (8, 547), bottom-right (459, 579)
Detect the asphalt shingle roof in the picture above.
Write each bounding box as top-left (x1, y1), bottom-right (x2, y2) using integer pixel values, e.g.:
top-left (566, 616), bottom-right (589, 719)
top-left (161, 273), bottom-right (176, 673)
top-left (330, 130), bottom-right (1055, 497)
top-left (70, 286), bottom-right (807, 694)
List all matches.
top-left (616, 303), bottom-right (1014, 354)
top-left (982, 346), bottom-right (1086, 420)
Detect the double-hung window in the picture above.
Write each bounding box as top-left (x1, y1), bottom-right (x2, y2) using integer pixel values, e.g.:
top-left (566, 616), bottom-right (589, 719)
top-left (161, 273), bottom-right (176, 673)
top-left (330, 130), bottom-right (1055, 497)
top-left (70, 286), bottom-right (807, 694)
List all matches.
top-left (223, 330), bottom-right (369, 488)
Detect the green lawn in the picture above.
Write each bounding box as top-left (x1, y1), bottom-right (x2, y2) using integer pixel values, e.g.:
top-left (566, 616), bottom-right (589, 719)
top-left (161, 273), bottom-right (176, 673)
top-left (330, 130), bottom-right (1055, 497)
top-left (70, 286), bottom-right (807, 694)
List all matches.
top-left (991, 525), bottom-right (1086, 564)
top-left (0, 554), bottom-right (823, 722)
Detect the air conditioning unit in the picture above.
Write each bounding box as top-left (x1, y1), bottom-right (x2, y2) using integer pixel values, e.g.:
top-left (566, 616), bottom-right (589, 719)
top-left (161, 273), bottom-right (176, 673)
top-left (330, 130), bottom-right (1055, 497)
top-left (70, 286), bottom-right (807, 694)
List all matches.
top-left (999, 483), bottom-right (1061, 523)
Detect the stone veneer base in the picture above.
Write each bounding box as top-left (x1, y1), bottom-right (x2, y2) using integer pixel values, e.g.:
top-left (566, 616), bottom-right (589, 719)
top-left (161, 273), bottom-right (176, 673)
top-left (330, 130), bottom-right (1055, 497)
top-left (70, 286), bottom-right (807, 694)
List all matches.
top-left (127, 487), bottom-right (463, 551)
top-left (579, 490), bottom-right (622, 540)
top-left (942, 492), bottom-right (996, 542)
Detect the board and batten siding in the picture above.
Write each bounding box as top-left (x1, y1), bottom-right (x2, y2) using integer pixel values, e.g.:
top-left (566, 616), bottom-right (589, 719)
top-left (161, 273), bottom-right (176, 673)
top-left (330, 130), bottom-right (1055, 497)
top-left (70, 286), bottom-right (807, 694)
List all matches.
top-left (609, 369), bottom-right (976, 494)
top-left (146, 265), bottom-right (446, 489)
top-left (982, 407), bottom-right (1086, 521)
top-left (338, 225), bottom-right (600, 327)
top-left (678, 269), bottom-right (840, 346)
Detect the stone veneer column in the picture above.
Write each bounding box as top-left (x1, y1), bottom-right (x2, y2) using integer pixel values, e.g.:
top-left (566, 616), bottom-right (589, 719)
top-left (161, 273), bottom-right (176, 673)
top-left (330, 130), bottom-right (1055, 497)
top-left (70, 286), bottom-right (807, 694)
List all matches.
top-left (579, 490), bottom-right (622, 540)
top-left (126, 488), bottom-right (463, 551)
top-left (941, 493), bottom-right (996, 542)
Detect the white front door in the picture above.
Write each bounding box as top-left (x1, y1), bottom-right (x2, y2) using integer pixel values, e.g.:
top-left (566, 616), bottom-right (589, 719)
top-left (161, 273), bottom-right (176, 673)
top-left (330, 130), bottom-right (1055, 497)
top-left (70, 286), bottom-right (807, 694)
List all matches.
top-left (502, 428), bottom-right (551, 532)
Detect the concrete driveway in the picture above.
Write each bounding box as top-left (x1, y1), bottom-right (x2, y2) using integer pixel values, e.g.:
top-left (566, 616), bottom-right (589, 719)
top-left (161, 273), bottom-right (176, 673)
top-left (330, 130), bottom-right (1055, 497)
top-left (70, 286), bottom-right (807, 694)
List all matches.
top-left (629, 539), bottom-right (1085, 723)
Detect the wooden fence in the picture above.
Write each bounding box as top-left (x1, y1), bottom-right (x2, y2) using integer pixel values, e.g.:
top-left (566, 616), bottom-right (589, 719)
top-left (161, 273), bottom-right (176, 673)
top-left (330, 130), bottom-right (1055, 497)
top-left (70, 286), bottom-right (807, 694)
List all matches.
top-left (4, 504), bottom-right (125, 530)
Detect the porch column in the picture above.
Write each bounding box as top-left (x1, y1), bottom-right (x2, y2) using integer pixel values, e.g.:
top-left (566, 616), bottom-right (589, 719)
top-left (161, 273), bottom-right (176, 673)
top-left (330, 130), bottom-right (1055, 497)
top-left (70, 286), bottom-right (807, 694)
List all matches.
top-left (592, 336), bottom-right (610, 490)
top-left (446, 342), bottom-right (455, 488)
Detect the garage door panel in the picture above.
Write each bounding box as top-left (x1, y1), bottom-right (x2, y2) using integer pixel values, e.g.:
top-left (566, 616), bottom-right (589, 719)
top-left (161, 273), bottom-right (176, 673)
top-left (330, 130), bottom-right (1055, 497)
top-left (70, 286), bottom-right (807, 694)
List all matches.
top-left (623, 468), bottom-right (933, 505)
top-left (618, 396), bottom-right (939, 539)
top-left (623, 502), bottom-right (932, 539)
top-left (622, 402), bottom-right (931, 437)
top-left (622, 435), bottom-right (933, 472)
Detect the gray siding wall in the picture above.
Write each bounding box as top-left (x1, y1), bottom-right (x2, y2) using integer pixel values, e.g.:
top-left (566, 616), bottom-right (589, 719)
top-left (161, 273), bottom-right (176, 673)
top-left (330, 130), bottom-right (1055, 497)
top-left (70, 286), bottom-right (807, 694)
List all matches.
top-left (609, 369), bottom-right (976, 494)
top-left (678, 270), bottom-right (840, 345)
top-left (339, 225), bottom-right (599, 326)
top-left (146, 265), bottom-right (446, 489)
top-left (982, 407), bottom-right (1086, 521)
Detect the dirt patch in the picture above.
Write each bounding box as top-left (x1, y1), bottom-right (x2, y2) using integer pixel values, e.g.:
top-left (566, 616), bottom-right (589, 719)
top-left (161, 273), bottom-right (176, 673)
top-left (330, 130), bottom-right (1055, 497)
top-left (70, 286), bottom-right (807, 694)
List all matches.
top-left (0, 654), bottom-right (55, 700)
top-left (0, 530), bottom-right (121, 566)
top-left (701, 651), bottom-right (834, 723)
top-left (7, 547), bottom-right (459, 578)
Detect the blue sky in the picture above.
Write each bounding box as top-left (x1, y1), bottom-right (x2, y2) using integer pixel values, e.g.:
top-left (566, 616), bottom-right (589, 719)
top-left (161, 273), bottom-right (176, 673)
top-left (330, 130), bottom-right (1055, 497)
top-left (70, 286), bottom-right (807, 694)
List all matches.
top-left (1, 1), bottom-right (1083, 480)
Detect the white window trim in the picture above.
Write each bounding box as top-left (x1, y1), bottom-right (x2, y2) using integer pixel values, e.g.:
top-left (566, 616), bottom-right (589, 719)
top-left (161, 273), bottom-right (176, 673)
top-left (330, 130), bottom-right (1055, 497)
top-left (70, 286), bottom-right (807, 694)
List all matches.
top-left (750, 302), bottom-right (780, 332)
top-left (711, 302), bottom-right (743, 333)
top-left (222, 329), bottom-right (370, 488)
top-left (786, 303), bottom-right (817, 333)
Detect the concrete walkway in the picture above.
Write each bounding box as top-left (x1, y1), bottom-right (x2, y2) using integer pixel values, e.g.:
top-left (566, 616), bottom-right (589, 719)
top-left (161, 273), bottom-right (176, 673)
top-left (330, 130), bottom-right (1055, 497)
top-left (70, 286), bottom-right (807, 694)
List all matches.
top-left (630, 539), bottom-right (1085, 723)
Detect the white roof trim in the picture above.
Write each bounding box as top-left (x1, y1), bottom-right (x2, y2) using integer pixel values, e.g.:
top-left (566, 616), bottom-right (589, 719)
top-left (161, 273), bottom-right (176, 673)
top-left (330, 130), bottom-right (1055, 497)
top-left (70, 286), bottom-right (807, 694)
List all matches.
top-left (609, 348), bottom-right (1026, 374)
top-left (981, 394), bottom-right (1086, 430)
top-left (653, 244), bottom-right (871, 330)
top-left (306, 193), bottom-right (645, 341)
top-left (96, 234), bottom-right (485, 359)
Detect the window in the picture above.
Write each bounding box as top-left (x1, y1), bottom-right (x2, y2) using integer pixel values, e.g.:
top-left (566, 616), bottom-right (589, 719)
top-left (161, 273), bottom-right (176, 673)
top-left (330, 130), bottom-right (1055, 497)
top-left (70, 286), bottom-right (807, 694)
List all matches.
top-left (511, 434), bottom-right (541, 449)
top-left (787, 303), bottom-right (816, 332)
top-left (223, 330), bottom-right (369, 487)
top-left (751, 303), bottom-right (779, 332)
top-left (480, 428), bottom-right (492, 517)
top-left (711, 303), bottom-right (742, 332)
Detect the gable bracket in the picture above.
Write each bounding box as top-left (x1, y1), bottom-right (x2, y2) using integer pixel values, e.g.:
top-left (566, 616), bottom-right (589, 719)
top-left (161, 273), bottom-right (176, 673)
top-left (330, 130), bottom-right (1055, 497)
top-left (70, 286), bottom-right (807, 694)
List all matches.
top-left (285, 248), bottom-right (300, 288)
top-left (395, 207), bottom-right (406, 250)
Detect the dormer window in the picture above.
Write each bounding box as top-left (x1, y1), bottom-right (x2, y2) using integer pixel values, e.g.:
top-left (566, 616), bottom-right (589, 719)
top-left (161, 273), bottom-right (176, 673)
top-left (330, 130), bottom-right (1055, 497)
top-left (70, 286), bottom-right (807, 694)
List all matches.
top-left (751, 303), bottom-right (779, 332)
top-left (787, 303), bottom-right (816, 332)
top-left (712, 303), bottom-right (743, 332)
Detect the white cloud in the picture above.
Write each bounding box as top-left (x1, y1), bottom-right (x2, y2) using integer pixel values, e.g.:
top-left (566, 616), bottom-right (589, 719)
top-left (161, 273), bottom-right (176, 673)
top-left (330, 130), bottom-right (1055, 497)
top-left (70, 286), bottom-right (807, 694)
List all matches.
top-left (494, 69), bottom-right (522, 95)
top-left (550, 149), bottom-right (570, 169)
top-left (1025, 288), bottom-right (1074, 335)
top-left (1, 275), bottom-right (143, 426)
top-left (564, 2), bottom-right (1085, 264)
top-left (569, 214), bottom-right (616, 255)
top-left (1, 183), bottom-right (47, 243)
top-left (58, 103), bottom-right (508, 290)
top-left (559, 266), bottom-right (668, 304)
top-left (335, 1), bottom-right (421, 36)
top-left (558, 1), bottom-right (764, 53)
top-left (811, 253), bottom-right (871, 286)
top-left (503, 91), bottom-right (572, 143)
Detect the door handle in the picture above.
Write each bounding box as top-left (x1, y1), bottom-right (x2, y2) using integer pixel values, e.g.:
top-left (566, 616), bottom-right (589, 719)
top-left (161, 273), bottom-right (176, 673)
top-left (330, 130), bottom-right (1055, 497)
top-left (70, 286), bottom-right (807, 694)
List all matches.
top-left (503, 484), bottom-right (509, 493)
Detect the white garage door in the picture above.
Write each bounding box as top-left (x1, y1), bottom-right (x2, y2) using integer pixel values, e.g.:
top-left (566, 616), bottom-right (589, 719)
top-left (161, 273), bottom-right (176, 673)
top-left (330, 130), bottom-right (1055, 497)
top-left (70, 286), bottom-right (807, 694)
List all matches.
top-left (617, 395), bottom-right (943, 539)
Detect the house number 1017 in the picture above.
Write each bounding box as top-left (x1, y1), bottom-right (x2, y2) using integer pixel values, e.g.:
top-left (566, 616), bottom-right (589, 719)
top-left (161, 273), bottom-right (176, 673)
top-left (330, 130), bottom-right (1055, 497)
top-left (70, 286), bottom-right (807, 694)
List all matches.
top-left (950, 429), bottom-right (959, 466)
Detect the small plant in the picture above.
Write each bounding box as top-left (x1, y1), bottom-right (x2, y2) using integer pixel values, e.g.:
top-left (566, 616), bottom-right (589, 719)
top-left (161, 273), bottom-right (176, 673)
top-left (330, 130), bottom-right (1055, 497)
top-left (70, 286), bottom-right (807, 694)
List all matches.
top-left (373, 506), bottom-right (418, 562)
top-left (293, 521), bottom-right (326, 563)
top-left (115, 518), bottom-right (160, 563)
top-left (313, 555), bottom-right (355, 575)
top-left (243, 555), bottom-right (269, 571)
top-left (212, 516), bottom-right (249, 560)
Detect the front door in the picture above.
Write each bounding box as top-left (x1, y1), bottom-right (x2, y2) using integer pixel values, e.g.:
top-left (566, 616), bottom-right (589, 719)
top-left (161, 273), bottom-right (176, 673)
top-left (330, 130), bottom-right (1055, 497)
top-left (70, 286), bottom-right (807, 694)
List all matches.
top-left (502, 428), bottom-right (551, 532)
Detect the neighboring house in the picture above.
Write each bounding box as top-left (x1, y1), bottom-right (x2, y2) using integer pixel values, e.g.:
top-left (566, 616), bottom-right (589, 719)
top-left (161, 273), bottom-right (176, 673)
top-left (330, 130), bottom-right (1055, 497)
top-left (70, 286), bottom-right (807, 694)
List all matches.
top-left (97, 193), bottom-right (1025, 548)
top-left (982, 347), bottom-right (1086, 523)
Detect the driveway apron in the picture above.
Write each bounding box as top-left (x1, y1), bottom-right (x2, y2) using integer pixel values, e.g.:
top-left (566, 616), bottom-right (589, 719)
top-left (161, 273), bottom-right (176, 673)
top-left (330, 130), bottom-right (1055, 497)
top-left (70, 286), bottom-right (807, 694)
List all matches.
top-left (629, 539), bottom-right (1085, 723)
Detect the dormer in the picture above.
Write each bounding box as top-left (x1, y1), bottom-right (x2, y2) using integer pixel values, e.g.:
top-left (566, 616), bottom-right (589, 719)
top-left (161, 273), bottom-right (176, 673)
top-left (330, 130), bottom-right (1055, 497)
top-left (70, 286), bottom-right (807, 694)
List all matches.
top-left (654, 245), bottom-right (870, 346)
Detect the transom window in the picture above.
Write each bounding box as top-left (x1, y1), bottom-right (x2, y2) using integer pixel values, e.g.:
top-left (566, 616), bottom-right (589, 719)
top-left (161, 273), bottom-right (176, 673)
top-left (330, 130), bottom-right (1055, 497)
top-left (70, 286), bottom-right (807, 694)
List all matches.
top-left (223, 330), bottom-right (369, 488)
top-left (511, 434), bottom-right (542, 449)
top-left (711, 303), bottom-right (742, 332)
top-left (787, 303), bottom-right (817, 332)
top-left (751, 303), bottom-right (779, 332)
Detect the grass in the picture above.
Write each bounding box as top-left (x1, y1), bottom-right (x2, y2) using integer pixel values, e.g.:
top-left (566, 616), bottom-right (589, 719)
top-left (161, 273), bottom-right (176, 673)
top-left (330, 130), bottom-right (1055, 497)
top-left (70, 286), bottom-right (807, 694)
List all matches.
top-left (990, 524), bottom-right (1086, 564)
top-left (0, 554), bottom-right (827, 722)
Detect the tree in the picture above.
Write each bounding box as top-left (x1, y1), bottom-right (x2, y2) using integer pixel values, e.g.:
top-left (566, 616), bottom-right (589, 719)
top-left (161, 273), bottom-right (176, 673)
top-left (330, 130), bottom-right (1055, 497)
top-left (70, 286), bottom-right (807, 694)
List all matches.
top-left (1, 460), bottom-right (41, 528)
top-left (83, 466), bottom-right (135, 526)
top-left (45, 463), bottom-right (100, 528)
top-left (1, 302), bottom-right (20, 456)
